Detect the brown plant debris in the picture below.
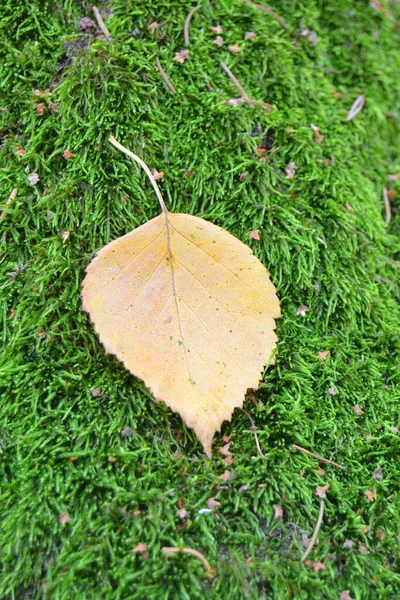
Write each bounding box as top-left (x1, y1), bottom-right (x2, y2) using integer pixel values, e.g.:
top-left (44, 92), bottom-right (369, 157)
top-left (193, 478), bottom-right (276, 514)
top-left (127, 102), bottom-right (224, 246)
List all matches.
top-left (162, 547), bottom-right (215, 575)
top-left (220, 62), bottom-right (273, 111)
top-left (184, 5), bottom-right (202, 46)
top-left (155, 57), bottom-right (177, 94)
top-left (92, 6), bottom-right (112, 42)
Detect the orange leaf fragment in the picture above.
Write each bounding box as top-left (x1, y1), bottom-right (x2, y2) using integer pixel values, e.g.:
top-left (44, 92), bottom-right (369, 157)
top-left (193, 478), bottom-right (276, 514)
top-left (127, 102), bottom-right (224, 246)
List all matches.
top-left (365, 489), bottom-right (375, 502)
top-left (131, 542), bottom-right (149, 557)
top-left (212, 36), bottom-right (224, 47)
top-left (317, 350), bottom-right (330, 360)
top-left (82, 137), bottom-right (280, 457)
top-left (228, 44), bottom-right (240, 54)
top-left (249, 229), bottom-right (260, 241)
top-left (173, 50), bottom-right (189, 63)
top-left (153, 169), bottom-right (164, 181)
top-left (63, 149), bottom-right (74, 160)
top-left (316, 484), bottom-right (330, 498)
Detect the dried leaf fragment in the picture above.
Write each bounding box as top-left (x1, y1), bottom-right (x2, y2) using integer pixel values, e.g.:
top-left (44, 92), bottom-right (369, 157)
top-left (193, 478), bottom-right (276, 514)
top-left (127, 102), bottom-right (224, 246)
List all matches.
top-left (273, 504), bottom-right (283, 519)
top-left (63, 149), bottom-right (74, 160)
top-left (28, 173), bottom-right (39, 185)
top-left (228, 43), bottom-right (240, 54)
top-left (131, 542), bottom-right (149, 557)
top-left (354, 404), bottom-right (364, 415)
top-left (82, 137), bottom-right (280, 457)
top-left (220, 470), bottom-right (231, 481)
top-left (62, 231), bottom-right (70, 243)
top-left (249, 229), bottom-right (260, 241)
top-left (244, 32), bottom-right (256, 40)
top-left (149, 22), bottom-right (159, 34)
top-left (207, 497), bottom-right (221, 509)
top-left (173, 50), bottom-right (189, 63)
top-left (210, 25), bottom-right (223, 34)
top-left (343, 539), bottom-right (355, 549)
top-left (177, 508), bottom-right (188, 519)
top-left (365, 489), bottom-right (375, 502)
top-left (59, 511), bottom-right (72, 524)
top-left (285, 161), bottom-right (297, 179)
top-left (316, 484), bottom-right (330, 498)
top-left (328, 386), bottom-right (337, 395)
top-left (212, 36), bottom-right (224, 47)
top-left (296, 305), bottom-right (308, 317)
top-left (240, 172), bottom-right (248, 182)
top-left (317, 350), bottom-right (330, 360)
top-left (36, 103), bottom-right (45, 115)
top-left (153, 169), bottom-right (164, 181)
top-left (339, 591), bottom-right (353, 600)
top-left (310, 123), bottom-right (324, 144)
top-left (347, 93), bottom-right (365, 121)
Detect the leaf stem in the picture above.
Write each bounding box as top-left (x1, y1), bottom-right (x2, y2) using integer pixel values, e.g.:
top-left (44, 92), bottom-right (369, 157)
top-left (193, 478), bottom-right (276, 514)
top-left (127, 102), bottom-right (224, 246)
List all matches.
top-left (108, 136), bottom-right (168, 214)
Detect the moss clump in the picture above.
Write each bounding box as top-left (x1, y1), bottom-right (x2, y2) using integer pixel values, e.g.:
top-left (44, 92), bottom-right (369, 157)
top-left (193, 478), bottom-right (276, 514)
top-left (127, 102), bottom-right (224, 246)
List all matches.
top-left (1, 1), bottom-right (399, 598)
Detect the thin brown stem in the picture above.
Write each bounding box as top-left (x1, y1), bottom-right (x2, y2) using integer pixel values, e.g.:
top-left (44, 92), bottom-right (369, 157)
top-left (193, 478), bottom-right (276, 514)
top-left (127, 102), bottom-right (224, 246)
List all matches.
top-left (239, 0), bottom-right (290, 30)
top-left (92, 6), bottom-right (112, 42)
top-left (108, 136), bottom-right (167, 214)
top-left (0, 187), bottom-right (18, 220)
top-left (184, 5), bottom-right (202, 46)
top-left (220, 62), bottom-right (273, 112)
top-left (293, 444), bottom-right (345, 470)
top-left (220, 62), bottom-right (248, 99)
top-left (162, 547), bottom-right (215, 574)
top-left (383, 187), bottom-right (391, 225)
top-left (155, 57), bottom-right (177, 94)
top-left (301, 500), bottom-right (325, 562)
top-left (237, 407), bottom-right (267, 459)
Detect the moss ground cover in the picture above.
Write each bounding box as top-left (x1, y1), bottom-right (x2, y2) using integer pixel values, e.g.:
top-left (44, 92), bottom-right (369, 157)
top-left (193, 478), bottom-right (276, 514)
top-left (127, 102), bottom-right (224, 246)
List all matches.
top-left (1, 1), bottom-right (400, 598)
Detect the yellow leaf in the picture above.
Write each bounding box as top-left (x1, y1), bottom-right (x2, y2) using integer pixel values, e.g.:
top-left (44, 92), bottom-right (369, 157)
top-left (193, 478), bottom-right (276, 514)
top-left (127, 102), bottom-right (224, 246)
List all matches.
top-left (82, 137), bottom-right (280, 457)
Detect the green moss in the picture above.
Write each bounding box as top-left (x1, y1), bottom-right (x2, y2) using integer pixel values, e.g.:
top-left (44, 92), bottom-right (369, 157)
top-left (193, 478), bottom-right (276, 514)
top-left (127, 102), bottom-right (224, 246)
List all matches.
top-left (1, 1), bottom-right (400, 598)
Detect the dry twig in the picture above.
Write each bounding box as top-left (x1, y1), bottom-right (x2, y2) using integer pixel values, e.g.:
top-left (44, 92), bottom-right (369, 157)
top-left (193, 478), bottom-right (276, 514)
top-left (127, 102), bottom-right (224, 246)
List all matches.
top-left (162, 547), bottom-right (215, 574)
top-left (220, 62), bottom-right (273, 111)
top-left (293, 444), bottom-right (345, 470)
top-left (0, 187), bottom-right (18, 220)
top-left (237, 407), bottom-right (267, 459)
top-left (184, 5), bottom-right (202, 46)
top-left (383, 187), bottom-right (391, 225)
top-left (155, 57), bottom-right (177, 94)
top-left (238, 0), bottom-right (290, 30)
top-left (92, 6), bottom-right (112, 42)
top-left (301, 500), bottom-right (325, 562)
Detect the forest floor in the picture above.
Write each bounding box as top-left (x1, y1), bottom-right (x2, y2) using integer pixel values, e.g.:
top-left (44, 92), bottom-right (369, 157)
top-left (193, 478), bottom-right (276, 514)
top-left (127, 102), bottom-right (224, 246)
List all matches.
top-left (1, 1), bottom-right (400, 598)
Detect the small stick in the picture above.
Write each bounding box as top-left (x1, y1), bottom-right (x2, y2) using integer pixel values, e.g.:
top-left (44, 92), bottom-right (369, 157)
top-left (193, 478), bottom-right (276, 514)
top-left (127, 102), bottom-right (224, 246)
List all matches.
top-left (239, 0), bottom-right (290, 30)
top-left (220, 62), bottom-right (273, 111)
top-left (237, 407), bottom-right (267, 459)
top-left (293, 444), bottom-right (345, 470)
top-left (155, 57), bottom-right (177, 94)
top-left (220, 61), bottom-right (248, 99)
top-left (383, 187), bottom-right (391, 225)
top-left (301, 500), bottom-right (325, 562)
top-left (92, 6), bottom-right (112, 42)
top-left (108, 136), bottom-right (167, 214)
top-left (184, 5), bottom-right (202, 46)
top-left (0, 187), bottom-right (18, 220)
top-left (162, 547), bottom-right (215, 574)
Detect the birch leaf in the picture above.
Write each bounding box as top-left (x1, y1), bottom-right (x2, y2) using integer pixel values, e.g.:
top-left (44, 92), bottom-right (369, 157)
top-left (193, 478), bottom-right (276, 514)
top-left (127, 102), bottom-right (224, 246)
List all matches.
top-left (82, 137), bottom-right (280, 457)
